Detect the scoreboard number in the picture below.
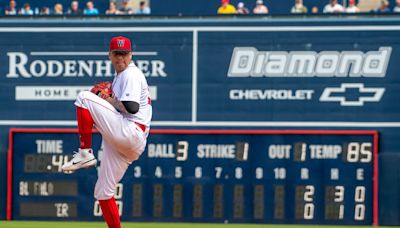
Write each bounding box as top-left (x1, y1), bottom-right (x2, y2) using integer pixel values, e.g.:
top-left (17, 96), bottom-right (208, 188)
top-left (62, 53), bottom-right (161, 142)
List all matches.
top-left (273, 168), bottom-right (286, 180)
top-left (155, 166), bottom-right (162, 178)
top-left (175, 166), bottom-right (183, 178)
top-left (346, 142), bottom-right (372, 163)
top-left (355, 186), bottom-right (365, 202)
top-left (294, 142), bottom-right (307, 161)
top-left (195, 167), bottom-right (202, 178)
top-left (24, 154), bottom-right (71, 173)
top-left (325, 186), bottom-right (345, 220)
top-left (304, 185), bottom-right (315, 220)
top-left (215, 167), bottom-right (223, 179)
top-left (354, 186), bottom-right (366, 220)
top-left (176, 141), bottom-right (188, 161)
top-left (335, 186), bottom-right (345, 203)
top-left (236, 142), bottom-right (249, 161)
top-left (255, 167), bottom-right (263, 179)
top-left (235, 167), bottom-right (243, 179)
top-left (134, 166), bottom-right (141, 178)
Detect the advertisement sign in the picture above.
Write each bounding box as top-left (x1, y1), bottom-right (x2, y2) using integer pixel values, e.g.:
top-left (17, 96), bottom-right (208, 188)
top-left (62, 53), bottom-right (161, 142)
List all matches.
top-left (197, 31), bottom-right (399, 122)
top-left (0, 26), bottom-right (399, 124)
top-left (0, 31), bottom-right (193, 121)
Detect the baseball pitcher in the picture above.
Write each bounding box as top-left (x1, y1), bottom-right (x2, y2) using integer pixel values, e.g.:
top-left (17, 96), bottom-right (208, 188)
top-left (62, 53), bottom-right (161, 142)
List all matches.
top-left (62, 36), bottom-right (152, 228)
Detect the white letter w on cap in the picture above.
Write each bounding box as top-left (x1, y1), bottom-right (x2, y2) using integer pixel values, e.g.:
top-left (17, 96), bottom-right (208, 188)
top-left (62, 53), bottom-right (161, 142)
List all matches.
top-left (117, 39), bottom-right (125, 47)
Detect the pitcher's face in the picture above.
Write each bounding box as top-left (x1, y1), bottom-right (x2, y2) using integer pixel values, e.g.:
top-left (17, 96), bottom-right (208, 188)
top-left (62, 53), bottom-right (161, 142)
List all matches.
top-left (109, 51), bottom-right (132, 73)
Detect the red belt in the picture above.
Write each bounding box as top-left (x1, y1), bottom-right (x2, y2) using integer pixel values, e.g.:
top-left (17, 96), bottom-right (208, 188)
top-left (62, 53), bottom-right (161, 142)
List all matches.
top-left (135, 122), bottom-right (146, 132)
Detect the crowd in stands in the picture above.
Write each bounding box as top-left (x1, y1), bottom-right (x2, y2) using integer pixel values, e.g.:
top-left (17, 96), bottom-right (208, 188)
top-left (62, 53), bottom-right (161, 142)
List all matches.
top-left (3, 0), bottom-right (150, 15)
top-left (218, 0), bottom-right (400, 14)
top-left (3, 0), bottom-right (400, 16)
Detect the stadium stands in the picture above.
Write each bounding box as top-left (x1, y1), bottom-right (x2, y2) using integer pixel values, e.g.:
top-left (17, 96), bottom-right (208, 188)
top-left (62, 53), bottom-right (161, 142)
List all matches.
top-left (1, 0), bottom-right (400, 16)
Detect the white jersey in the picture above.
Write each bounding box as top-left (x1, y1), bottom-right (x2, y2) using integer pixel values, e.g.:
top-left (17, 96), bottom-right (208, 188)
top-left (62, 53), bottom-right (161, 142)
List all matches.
top-left (74, 61), bottom-right (152, 199)
top-left (345, 6), bottom-right (359, 13)
top-left (323, 3), bottom-right (344, 13)
top-left (112, 62), bottom-right (152, 128)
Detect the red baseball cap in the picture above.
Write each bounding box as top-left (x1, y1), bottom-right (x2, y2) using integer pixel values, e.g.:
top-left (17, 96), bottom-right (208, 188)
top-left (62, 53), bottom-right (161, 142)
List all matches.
top-left (109, 36), bottom-right (132, 52)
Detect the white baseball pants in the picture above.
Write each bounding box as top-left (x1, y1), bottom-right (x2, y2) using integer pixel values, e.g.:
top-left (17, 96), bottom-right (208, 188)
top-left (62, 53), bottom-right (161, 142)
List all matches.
top-left (75, 91), bottom-right (146, 200)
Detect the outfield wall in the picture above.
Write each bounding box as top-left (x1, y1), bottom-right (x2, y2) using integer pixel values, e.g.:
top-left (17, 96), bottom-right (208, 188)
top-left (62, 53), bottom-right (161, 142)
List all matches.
top-left (0, 18), bottom-right (399, 225)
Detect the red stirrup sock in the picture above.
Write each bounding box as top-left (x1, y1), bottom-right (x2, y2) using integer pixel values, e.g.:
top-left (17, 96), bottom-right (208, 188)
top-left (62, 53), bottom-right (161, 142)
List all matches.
top-left (99, 197), bottom-right (121, 228)
top-left (76, 106), bottom-right (94, 149)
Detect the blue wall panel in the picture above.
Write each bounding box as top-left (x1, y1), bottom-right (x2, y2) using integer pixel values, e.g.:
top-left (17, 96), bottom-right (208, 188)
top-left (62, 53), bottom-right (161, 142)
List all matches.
top-left (379, 153), bottom-right (400, 225)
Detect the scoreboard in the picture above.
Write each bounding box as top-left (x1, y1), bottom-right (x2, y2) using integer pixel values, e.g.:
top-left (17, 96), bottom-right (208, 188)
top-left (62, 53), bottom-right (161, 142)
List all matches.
top-left (7, 128), bottom-right (378, 225)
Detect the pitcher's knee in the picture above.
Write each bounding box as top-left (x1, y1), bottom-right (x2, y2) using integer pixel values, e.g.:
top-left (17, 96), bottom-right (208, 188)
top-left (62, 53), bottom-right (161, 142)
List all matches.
top-left (75, 91), bottom-right (94, 107)
top-left (77, 91), bottom-right (93, 101)
top-left (94, 184), bottom-right (115, 200)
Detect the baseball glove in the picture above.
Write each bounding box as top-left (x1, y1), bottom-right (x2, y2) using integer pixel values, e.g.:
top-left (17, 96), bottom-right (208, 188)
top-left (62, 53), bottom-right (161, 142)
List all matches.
top-left (90, 81), bottom-right (113, 99)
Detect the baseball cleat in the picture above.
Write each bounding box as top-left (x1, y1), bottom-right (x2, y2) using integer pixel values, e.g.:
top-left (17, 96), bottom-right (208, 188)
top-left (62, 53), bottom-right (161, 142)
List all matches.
top-left (62, 148), bottom-right (97, 172)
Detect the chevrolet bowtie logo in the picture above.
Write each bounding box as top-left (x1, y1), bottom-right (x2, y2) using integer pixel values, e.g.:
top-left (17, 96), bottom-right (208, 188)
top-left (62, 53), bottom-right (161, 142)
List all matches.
top-left (320, 83), bottom-right (385, 106)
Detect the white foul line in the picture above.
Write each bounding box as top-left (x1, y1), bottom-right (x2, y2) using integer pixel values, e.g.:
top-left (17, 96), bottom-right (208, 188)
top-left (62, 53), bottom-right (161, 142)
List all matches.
top-left (1, 120), bottom-right (400, 127)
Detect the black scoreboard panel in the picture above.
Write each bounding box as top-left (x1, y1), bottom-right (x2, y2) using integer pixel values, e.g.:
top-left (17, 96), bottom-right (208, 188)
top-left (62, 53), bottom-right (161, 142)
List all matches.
top-left (7, 129), bottom-right (378, 225)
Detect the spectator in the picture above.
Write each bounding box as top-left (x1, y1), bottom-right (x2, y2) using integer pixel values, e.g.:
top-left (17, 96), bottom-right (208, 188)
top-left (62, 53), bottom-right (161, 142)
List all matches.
top-left (135, 1), bottom-right (151, 15)
top-left (376, 0), bottom-right (390, 13)
top-left (40, 6), bottom-right (50, 15)
top-left (311, 6), bottom-right (319, 13)
top-left (53, 3), bottom-right (63, 15)
top-left (323, 0), bottom-right (344, 13)
top-left (84, 1), bottom-right (99, 15)
top-left (217, 0), bottom-right (236, 14)
top-left (106, 1), bottom-right (120, 15)
top-left (237, 2), bottom-right (250, 14)
top-left (253, 0), bottom-right (269, 14)
top-left (119, 0), bottom-right (133, 15)
top-left (346, 0), bottom-right (360, 13)
top-left (5, 0), bottom-right (18, 15)
top-left (20, 2), bottom-right (33, 15)
top-left (394, 0), bottom-right (400, 12)
top-left (67, 1), bottom-right (82, 15)
top-left (291, 0), bottom-right (308, 13)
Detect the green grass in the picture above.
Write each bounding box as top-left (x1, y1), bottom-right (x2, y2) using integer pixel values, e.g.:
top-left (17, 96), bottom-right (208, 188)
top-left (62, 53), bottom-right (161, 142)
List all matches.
top-left (0, 222), bottom-right (398, 228)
